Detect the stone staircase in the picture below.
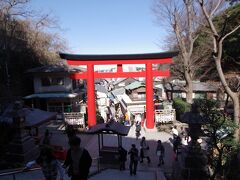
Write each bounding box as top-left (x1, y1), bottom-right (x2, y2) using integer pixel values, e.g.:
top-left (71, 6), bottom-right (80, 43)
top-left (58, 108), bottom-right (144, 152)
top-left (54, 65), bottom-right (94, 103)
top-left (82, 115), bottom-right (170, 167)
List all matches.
top-left (89, 168), bottom-right (166, 180)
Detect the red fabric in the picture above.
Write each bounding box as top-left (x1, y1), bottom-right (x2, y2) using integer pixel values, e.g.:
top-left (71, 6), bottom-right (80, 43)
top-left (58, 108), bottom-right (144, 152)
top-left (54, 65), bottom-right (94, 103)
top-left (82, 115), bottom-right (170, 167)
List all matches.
top-left (52, 145), bottom-right (67, 160)
top-left (141, 119), bottom-right (145, 127)
top-left (53, 150), bottom-right (67, 160)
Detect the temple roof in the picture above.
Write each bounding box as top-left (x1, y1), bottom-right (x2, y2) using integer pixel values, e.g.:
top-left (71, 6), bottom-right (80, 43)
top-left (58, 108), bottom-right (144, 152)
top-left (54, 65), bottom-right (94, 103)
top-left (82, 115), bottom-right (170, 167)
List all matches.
top-left (27, 64), bottom-right (85, 74)
top-left (0, 104), bottom-right (56, 128)
top-left (59, 51), bottom-right (179, 61)
top-left (87, 121), bottom-right (130, 136)
top-left (165, 81), bottom-right (218, 92)
top-left (125, 81), bottom-right (145, 90)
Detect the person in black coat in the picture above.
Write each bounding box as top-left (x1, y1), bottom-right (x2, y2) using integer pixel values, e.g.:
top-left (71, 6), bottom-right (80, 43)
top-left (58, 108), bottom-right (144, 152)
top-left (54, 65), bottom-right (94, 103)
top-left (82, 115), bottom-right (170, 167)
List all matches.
top-left (128, 144), bottom-right (139, 176)
top-left (118, 146), bottom-right (127, 171)
top-left (63, 136), bottom-right (92, 180)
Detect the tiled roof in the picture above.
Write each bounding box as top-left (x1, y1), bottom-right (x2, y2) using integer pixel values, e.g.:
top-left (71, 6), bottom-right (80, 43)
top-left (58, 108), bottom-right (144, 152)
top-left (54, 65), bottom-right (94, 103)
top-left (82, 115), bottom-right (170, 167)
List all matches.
top-left (111, 88), bottom-right (125, 96)
top-left (95, 84), bottom-right (108, 94)
top-left (125, 81), bottom-right (145, 90)
top-left (164, 81), bottom-right (218, 92)
top-left (113, 78), bottom-right (137, 85)
top-left (27, 64), bottom-right (85, 73)
top-left (24, 93), bottom-right (79, 99)
top-left (87, 121), bottom-right (130, 136)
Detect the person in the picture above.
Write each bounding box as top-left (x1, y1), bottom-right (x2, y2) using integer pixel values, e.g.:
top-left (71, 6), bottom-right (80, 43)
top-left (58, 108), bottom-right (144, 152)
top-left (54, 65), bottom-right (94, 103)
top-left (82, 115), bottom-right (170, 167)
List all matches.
top-left (156, 140), bottom-right (165, 166)
top-left (179, 126), bottom-right (187, 141)
top-left (26, 146), bottom-right (64, 180)
top-left (118, 146), bottom-right (127, 171)
top-left (135, 113), bottom-right (141, 124)
top-left (171, 125), bottom-right (179, 139)
top-left (42, 129), bottom-right (52, 146)
top-left (173, 135), bottom-right (181, 161)
top-left (63, 136), bottom-right (92, 180)
top-left (128, 144), bottom-right (139, 176)
top-left (180, 127), bottom-right (191, 145)
top-left (135, 121), bottom-right (141, 140)
top-left (66, 125), bottom-right (76, 141)
top-left (140, 137), bottom-right (151, 163)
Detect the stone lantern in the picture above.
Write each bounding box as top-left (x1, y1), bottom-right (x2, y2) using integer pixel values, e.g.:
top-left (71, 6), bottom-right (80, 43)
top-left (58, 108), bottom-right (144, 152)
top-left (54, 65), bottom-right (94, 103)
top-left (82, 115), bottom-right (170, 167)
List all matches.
top-left (6, 101), bottom-right (39, 164)
top-left (177, 103), bottom-right (209, 180)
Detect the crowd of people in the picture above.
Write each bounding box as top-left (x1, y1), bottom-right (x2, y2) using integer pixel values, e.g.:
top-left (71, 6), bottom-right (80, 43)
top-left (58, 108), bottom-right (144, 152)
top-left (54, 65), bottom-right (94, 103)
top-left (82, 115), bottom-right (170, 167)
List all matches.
top-left (117, 135), bottom-right (166, 176)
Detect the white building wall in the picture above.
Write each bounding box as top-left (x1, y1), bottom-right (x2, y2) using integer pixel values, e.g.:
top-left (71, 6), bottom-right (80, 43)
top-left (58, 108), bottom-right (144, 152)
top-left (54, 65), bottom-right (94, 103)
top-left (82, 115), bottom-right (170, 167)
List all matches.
top-left (34, 76), bottom-right (73, 93)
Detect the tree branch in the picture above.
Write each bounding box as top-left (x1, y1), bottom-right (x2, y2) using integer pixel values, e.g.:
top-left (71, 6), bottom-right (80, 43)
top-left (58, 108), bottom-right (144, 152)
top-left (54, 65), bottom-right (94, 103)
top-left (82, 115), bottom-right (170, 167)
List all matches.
top-left (220, 24), bottom-right (240, 42)
top-left (210, 0), bottom-right (224, 17)
top-left (198, 0), bottom-right (219, 37)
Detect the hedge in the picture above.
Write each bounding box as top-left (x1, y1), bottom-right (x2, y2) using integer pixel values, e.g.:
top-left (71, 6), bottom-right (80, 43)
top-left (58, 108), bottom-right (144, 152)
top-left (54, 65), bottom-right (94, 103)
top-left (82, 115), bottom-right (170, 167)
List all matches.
top-left (173, 98), bottom-right (191, 120)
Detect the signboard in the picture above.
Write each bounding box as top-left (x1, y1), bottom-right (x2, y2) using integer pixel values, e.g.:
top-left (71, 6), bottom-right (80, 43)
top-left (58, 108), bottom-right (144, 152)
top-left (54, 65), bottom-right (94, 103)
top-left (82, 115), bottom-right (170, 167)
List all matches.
top-left (64, 112), bottom-right (85, 129)
top-left (155, 109), bottom-right (175, 123)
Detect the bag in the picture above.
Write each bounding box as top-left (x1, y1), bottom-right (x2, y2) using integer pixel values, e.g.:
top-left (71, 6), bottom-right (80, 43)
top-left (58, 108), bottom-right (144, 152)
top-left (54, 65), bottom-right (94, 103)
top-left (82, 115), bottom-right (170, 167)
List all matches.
top-left (157, 151), bottom-right (161, 156)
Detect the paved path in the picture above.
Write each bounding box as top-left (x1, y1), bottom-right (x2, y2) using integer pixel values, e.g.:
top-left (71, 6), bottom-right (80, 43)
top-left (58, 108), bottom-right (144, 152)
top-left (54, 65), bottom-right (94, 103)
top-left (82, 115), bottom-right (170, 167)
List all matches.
top-left (89, 169), bottom-right (156, 180)
top-left (86, 124), bottom-right (174, 180)
top-left (84, 125), bottom-right (174, 169)
top-left (84, 124), bottom-right (174, 180)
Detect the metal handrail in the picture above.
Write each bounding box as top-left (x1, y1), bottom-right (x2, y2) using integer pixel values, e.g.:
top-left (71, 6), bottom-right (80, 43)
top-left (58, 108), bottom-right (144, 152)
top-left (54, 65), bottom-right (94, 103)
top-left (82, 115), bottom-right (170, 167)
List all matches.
top-left (0, 156), bottom-right (102, 180)
top-left (92, 156), bottom-right (102, 173)
top-left (0, 167), bottom-right (41, 180)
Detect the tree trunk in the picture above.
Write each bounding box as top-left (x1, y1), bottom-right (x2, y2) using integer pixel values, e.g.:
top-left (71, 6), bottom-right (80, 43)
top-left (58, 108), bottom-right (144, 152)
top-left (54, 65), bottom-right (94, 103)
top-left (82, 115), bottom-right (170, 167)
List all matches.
top-left (186, 87), bottom-right (193, 104)
top-left (233, 97), bottom-right (240, 141)
top-left (185, 71), bottom-right (193, 104)
top-left (198, 0), bottom-right (240, 141)
top-left (215, 58), bottom-right (240, 141)
top-left (225, 94), bottom-right (229, 107)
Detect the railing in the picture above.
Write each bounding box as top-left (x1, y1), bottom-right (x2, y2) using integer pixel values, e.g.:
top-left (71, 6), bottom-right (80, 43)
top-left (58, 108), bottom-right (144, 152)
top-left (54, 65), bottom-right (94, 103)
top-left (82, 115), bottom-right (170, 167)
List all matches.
top-left (0, 157), bottom-right (102, 180)
top-left (0, 167), bottom-right (41, 180)
top-left (92, 157), bottom-right (101, 173)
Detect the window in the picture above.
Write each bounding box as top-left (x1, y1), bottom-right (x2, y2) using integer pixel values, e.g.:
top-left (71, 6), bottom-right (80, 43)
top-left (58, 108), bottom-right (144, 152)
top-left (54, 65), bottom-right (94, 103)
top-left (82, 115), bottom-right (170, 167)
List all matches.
top-left (41, 77), bottom-right (64, 86)
top-left (47, 102), bottom-right (73, 113)
top-left (52, 77), bottom-right (64, 85)
top-left (41, 77), bottom-right (51, 86)
top-left (72, 80), bottom-right (84, 90)
top-left (138, 92), bottom-right (146, 100)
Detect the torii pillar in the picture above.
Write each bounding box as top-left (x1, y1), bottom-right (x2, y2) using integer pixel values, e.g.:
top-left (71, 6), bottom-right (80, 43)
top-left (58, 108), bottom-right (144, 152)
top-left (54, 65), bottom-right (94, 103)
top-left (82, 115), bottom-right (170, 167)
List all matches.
top-left (146, 63), bottom-right (154, 128)
top-left (87, 64), bottom-right (96, 127)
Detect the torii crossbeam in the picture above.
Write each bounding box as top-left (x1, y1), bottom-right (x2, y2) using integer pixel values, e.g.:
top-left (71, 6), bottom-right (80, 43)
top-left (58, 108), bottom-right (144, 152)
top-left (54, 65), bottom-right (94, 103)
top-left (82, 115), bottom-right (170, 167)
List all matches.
top-left (60, 51), bottom-right (178, 129)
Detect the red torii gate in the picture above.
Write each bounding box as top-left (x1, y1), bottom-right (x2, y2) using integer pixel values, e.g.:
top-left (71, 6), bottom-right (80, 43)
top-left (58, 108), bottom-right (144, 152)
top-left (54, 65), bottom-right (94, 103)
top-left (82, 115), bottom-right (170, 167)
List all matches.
top-left (60, 51), bottom-right (178, 129)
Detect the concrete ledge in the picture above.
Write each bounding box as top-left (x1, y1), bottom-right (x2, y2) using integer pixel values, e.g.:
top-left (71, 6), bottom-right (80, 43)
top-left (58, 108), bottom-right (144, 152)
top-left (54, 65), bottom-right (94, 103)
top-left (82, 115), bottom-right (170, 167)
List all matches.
top-left (143, 126), bottom-right (158, 133)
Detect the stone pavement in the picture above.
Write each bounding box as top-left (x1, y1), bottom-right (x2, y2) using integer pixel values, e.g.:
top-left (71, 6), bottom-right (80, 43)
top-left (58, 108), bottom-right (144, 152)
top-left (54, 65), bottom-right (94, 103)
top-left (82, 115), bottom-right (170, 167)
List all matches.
top-left (89, 169), bottom-right (156, 180)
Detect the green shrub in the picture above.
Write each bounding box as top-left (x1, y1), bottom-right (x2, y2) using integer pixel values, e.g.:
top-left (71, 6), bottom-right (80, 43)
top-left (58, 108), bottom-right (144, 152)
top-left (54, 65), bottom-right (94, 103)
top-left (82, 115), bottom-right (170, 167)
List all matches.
top-left (173, 98), bottom-right (191, 120)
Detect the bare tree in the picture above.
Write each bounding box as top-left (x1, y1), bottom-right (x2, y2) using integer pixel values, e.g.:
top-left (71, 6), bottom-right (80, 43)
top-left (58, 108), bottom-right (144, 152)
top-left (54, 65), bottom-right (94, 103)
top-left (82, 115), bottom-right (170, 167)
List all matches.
top-left (0, 0), bottom-right (31, 91)
top-left (198, 0), bottom-right (240, 141)
top-left (153, 0), bottom-right (202, 103)
top-left (0, 0), bottom-right (66, 97)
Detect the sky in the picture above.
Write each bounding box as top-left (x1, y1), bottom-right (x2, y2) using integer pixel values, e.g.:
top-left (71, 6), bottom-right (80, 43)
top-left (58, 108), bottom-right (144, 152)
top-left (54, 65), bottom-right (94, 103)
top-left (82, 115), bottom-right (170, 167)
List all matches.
top-left (29, 0), bottom-right (167, 54)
